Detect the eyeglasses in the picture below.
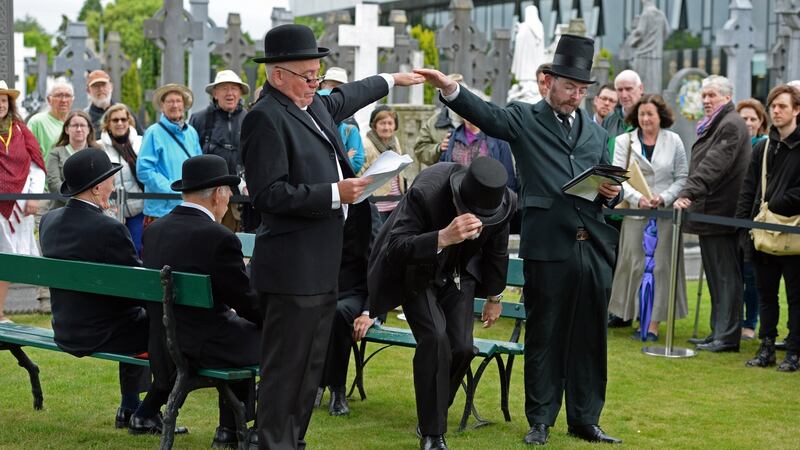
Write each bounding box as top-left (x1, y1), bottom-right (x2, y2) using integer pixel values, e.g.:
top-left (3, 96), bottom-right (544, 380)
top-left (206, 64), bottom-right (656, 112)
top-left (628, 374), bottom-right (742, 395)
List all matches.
top-left (276, 66), bottom-right (322, 85)
top-left (68, 123), bottom-right (88, 130)
top-left (553, 77), bottom-right (589, 97)
top-left (110, 117), bottom-right (129, 124)
top-left (596, 95), bottom-right (617, 103)
top-left (50, 93), bottom-right (74, 100)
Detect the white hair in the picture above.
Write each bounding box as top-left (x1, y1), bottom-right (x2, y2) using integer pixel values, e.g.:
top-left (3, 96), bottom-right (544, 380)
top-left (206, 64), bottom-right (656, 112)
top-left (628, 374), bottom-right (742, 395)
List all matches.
top-left (701, 75), bottom-right (733, 97)
top-left (265, 63), bottom-right (277, 81)
top-left (614, 70), bottom-right (642, 88)
top-left (788, 80), bottom-right (800, 89)
top-left (181, 186), bottom-right (218, 200)
top-left (47, 78), bottom-right (74, 97)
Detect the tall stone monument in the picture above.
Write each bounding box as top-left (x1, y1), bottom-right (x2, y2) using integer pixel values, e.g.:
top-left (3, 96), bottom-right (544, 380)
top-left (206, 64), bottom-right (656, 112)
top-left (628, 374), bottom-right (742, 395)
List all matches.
top-left (508, 4), bottom-right (546, 104)
top-left (144, 0), bottom-right (203, 86)
top-left (213, 14), bottom-right (255, 77)
top-left (716, 0), bottom-right (759, 102)
top-left (484, 29), bottom-right (512, 105)
top-left (189, 0), bottom-right (224, 112)
top-left (53, 22), bottom-right (102, 110)
top-left (777, 0), bottom-right (800, 82)
top-left (104, 32), bottom-right (130, 104)
top-left (319, 11), bottom-right (355, 80)
top-left (339, 3), bottom-right (394, 131)
top-left (0, 0), bottom-right (13, 88)
top-left (768, 13), bottom-right (790, 85)
top-left (24, 52), bottom-right (50, 101)
top-left (436, 0), bottom-right (489, 88)
top-left (624, 0), bottom-right (670, 91)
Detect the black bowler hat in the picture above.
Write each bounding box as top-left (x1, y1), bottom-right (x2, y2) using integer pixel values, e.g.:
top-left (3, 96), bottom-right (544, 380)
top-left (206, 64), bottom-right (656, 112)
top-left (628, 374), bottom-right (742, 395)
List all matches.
top-left (171, 155), bottom-right (240, 192)
top-left (60, 149), bottom-right (122, 197)
top-left (543, 34), bottom-right (597, 84)
top-left (450, 157), bottom-right (515, 227)
top-left (253, 24), bottom-right (330, 64)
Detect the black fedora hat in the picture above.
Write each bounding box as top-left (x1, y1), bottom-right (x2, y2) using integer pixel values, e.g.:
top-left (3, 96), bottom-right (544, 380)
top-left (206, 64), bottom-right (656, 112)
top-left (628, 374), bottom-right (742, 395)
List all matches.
top-left (542, 34), bottom-right (596, 84)
top-left (449, 157), bottom-right (515, 227)
top-left (60, 149), bottom-right (122, 197)
top-left (171, 155), bottom-right (240, 192)
top-left (253, 24), bottom-right (330, 64)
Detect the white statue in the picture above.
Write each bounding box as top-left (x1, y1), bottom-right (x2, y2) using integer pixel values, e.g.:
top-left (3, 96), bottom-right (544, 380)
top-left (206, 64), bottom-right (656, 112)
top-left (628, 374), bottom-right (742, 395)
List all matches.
top-left (508, 5), bottom-right (547, 104)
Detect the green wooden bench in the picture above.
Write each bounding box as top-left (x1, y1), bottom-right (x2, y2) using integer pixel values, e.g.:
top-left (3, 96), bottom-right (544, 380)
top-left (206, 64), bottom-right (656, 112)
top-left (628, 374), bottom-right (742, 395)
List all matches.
top-left (0, 253), bottom-right (257, 450)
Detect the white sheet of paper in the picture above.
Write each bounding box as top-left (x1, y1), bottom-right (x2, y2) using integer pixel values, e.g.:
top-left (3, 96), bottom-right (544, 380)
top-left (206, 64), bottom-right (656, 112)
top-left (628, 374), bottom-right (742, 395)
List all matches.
top-left (564, 174), bottom-right (615, 201)
top-left (356, 150), bottom-right (413, 203)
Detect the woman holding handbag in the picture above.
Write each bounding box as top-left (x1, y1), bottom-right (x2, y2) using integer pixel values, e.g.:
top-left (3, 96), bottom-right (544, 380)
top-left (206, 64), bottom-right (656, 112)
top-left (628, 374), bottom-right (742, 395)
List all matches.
top-left (736, 85), bottom-right (800, 372)
top-left (608, 94), bottom-right (689, 341)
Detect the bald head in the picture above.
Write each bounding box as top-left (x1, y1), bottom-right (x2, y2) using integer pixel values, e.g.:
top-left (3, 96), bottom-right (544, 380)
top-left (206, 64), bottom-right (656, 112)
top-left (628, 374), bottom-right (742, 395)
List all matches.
top-left (614, 70), bottom-right (644, 112)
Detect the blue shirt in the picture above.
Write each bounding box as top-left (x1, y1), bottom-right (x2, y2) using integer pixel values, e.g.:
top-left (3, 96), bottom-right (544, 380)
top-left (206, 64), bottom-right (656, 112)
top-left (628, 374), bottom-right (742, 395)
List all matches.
top-left (136, 115), bottom-right (202, 217)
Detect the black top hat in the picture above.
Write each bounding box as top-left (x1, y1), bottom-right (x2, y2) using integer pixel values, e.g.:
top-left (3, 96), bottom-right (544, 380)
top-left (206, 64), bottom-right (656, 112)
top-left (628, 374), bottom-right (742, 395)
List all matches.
top-left (542, 34), bottom-right (596, 84)
top-left (171, 155), bottom-right (240, 192)
top-left (253, 24), bottom-right (330, 63)
top-left (60, 149), bottom-right (122, 197)
top-left (449, 157), bottom-right (515, 227)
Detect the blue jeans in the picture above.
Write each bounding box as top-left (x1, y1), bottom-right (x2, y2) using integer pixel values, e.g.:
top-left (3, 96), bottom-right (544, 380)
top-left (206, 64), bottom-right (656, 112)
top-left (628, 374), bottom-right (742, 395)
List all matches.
top-left (742, 261), bottom-right (759, 330)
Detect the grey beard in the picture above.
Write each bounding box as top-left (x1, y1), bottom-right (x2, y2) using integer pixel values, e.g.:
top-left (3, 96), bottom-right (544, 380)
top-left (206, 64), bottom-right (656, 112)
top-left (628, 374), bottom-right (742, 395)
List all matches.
top-left (90, 95), bottom-right (111, 109)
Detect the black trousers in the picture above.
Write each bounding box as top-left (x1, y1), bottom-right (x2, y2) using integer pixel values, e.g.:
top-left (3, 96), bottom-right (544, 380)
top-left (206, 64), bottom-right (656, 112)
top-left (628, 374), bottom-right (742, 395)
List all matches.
top-left (523, 241), bottom-right (611, 427)
top-left (321, 294), bottom-right (365, 388)
top-left (754, 252), bottom-right (800, 352)
top-left (699, 234), bottom-right (743, 344)
top-left (257, 292), bottom-right (337, 450)
top-left (403, 281), bottom-right (476, 436)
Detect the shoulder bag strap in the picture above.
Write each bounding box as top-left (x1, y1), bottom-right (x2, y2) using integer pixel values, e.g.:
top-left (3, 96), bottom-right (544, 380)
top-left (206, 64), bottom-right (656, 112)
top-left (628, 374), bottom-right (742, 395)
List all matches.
top-left (760, 138), bottom-right (769, 204)
top-left (157, 122), bottom-right (192, 159)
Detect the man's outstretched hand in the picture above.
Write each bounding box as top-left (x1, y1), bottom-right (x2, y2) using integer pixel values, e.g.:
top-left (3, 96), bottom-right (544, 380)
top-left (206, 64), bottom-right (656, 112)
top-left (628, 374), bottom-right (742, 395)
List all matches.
top-left (413, 69), bottom-right (459, 96)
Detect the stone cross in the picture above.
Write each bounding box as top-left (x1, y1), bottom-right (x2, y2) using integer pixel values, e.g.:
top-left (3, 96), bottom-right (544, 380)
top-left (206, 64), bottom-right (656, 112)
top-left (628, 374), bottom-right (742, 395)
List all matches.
top-left (436, 0), bottom-right (489, 88)
top-left (319, 11), bottom-right (355, 80)
top-left (14, 32), bottom-right (35, 102)
top-left (768, 16), bottom-right (790, 85)
top-left (25, 52), bottom-right (51, 100)
top-left (486, 28), bottom-right (512, 106)
top-left (271, 7), bottom-right (294, 28)
top-left (716, 0), bottom-right (759, 102)
top-left (104, 31), bottom-right (130, 104)
top-left (144, 0), bottom-right (203, 86)
top-left (213, 14), bottom-right (255, 77)
top-left (777, 0), bottom-right (800, 82)
top-left (339, 3), bottom-right (394, 131)
top-left (188, 0), bottom-right (224, 113)
top-left (53, 22), bottom-right (102, 110)
top-left (0, 0), bottom-right (13, 88)
top-left (381, 10), bottom-right (418, 104)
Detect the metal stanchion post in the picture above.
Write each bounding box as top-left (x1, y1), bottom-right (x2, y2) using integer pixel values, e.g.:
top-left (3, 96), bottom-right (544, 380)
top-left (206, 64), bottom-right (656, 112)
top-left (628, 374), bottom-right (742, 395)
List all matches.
top-left (643, 208), bottom-right (696, 358)
top-left (115, 186), bottom-right (125, 223)
top-left (692, 262), bottom-right (705, 338)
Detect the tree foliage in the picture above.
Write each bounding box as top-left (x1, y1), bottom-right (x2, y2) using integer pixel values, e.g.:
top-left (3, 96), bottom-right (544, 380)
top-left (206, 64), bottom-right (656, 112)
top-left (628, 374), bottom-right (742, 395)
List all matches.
top-left (14, 16), bottom-right (55, 61)
top-left (410, 25), bottom-right (439, 104)
top-left (78, 0), bottom-right (103, 22)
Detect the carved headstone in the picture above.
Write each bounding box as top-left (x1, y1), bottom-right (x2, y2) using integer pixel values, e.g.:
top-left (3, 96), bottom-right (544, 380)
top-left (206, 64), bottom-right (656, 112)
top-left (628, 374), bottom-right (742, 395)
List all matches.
top-left (213, 14), bottom-right (255, 78)
top-left (320, 11), bottom-right (355, 79)
top-left (104, 32), bottom-right (130, 104)
top-left (0, 0), bottom-right (13, 88)
top-left (339, 3), bottom-right (394, 131)
top-left (716, 0), bottom-right (759, 102)
top-left (144, 0), bottom-right (204, 86)
top-left (768, 14), bottom-right (790, 85)
top-left (381, 10), bottom-right (419, 104)
top-left (484, 29), bottom-right (512, 106)
top-left (392, 104), bottom-right (436, 184)
top-left (777, 0), bottom-right (800, 82)
top-left (25, 52), bottom-right (51, 101)
top-left (436, 0), bottom-right (489, 88)
top-left (662, 67), bottom-right (708, 156)
top-left (53, 22), bottom-right (102, 110)
top-left (189, 0), bottom-right (224, 112)
top-left (624, 0), bottom-right (670, 91)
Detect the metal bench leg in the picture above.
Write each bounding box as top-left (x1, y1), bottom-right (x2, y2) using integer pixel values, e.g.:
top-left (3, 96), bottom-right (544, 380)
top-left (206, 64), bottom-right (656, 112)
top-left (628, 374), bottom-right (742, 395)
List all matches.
top-left (496, 355), bottom-right (511, 422)
top-left (459, 357), bottom-right (494, 431)
top-left (8, 345), bottom-right (43, 410)
top-left (159, 374), bottom-right (189, 450)
top-left (217, 383), bottom-right (249, 450)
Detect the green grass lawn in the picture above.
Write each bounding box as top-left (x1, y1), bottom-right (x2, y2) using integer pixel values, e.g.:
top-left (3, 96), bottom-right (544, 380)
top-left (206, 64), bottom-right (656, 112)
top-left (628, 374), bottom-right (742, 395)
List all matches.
top-left (1, 281), bottom-right (798, 449)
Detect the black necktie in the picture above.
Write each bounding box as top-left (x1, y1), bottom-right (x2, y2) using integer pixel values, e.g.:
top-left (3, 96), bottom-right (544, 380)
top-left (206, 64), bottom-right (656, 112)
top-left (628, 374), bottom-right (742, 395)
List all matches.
top-left (557, 113), bottom-right (572, 135)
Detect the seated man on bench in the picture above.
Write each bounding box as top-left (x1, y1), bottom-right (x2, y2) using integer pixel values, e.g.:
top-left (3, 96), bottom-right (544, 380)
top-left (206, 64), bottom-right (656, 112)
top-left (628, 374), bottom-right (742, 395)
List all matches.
top-left (142, 155), bottom-right (261, 448)
top-left (39, 149), bottom-right (183, 434)
top-left (368, 157), bottom-right (515, 450)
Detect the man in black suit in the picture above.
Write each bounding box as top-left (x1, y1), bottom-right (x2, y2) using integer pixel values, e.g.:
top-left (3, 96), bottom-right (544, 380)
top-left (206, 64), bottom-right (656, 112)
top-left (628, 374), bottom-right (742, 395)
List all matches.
top-left (369, 158), bottom-right (516, 450)
top-left (141, 154), bottom-right (261, 448)
top-left (39, 149), bottom-right (180, 433)
top-left (240, 24), bottom-right (423, 449)
top-left (417, 35), bottom-right (623, 445)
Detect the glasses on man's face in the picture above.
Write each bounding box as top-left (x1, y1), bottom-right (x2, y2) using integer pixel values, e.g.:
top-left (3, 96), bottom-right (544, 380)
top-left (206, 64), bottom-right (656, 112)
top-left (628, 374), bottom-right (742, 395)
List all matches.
top-left (110, 117), bottom-right (129, 124)
top-left (276, 66), bottom-right (322, 85)
top-left (68, 123), bottom-right (88, 130)
top-left (597, 95), bottom-right (617, 103)
top-left (51, 93), bottom-right (73, 100)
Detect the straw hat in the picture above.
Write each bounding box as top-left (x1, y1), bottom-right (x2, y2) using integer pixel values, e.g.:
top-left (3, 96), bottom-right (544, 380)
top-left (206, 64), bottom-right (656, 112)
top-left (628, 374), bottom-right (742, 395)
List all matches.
top-left (0, 81), bottom-right (20, 101)
top-left (152, 83), bottom-right (194, 110)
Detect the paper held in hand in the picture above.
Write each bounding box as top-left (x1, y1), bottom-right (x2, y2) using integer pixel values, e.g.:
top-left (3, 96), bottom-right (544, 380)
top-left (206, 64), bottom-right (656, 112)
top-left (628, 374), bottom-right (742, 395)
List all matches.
top-left (355, 150), bottom-right (414, 203)
top-left (561, 164), bottom-right (629, 201)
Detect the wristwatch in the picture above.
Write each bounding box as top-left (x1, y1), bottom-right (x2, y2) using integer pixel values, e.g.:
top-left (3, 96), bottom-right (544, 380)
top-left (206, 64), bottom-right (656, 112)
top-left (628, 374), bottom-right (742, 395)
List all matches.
top-left (487, 294), bottom-right (503, 304)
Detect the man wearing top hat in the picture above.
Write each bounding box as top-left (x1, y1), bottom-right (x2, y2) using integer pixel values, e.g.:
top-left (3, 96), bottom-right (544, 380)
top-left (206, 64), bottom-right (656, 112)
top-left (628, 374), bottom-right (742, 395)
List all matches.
top-left (39, 149), bottom-right (185, 435)
top-left (417, 34), bottom-right (623, 445)
top-left (241, 24), bottom-right (423, 449)
top-left (141, 154), bottom-right (261, 448)
top-left (368, 157), bottom-right (516, 450)
top-left (189, 70), bottom-right (250, 232)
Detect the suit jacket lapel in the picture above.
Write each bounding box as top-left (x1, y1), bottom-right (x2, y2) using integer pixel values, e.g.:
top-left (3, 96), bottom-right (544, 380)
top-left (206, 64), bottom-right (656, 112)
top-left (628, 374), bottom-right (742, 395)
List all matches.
top-left (574, 109), bottom-right (595, 149)
top-left (307, 106), bottom-right (356, 178)
top-left (533, 101), bottom-right (571, 148)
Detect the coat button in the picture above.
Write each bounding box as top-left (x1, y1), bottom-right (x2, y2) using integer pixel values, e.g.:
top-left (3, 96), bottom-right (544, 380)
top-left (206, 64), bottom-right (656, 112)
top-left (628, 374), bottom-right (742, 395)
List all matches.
top-left (569, 155), bottom-right (575, 160)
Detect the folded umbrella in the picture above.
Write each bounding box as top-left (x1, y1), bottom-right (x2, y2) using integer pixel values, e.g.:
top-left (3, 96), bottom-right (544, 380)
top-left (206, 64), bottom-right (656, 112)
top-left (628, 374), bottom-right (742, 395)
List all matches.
top-left (639, 218), bottom-right (658, 341)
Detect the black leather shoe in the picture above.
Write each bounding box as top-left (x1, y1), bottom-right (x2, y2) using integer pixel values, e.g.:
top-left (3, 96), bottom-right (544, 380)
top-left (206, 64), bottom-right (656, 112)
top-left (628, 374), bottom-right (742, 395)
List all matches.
top-left (128, 412), bottom-right (189, 435)
top-left (607, 315), bottom-right (632, 328)
top-left (777, 352), bottom-right (800, 372)
top-left (568, 424), bottom-right (622, 444)
top-left (115, 407), bottom-right (134, 429)
top-left (523, 423), bottom-right (549, 445)
top-left (328, 386), bottom-right (350, 416)
top-left (696, 340), bottom-right (740, 352)
top-left (420, 434), bottom-right (448, 450)
top-left (212, 426), bottom-right (258, 449)
top-left (313, 387), bottom-right (324, 408)
top-left (688, 335), bottom-right (713, 345)
top-left (746, 338), bottom-right (776, 367)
